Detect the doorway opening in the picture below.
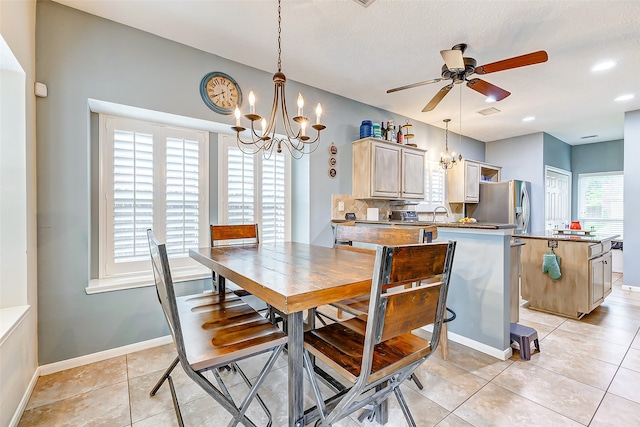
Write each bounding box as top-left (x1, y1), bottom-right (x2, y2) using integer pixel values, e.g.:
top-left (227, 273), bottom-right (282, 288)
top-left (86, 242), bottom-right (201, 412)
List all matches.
top-left (545, 166), bottom-right (571, 232)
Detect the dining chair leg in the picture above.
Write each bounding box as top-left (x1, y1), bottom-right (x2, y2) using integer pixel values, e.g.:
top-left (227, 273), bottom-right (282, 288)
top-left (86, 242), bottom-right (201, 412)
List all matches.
top-left (227, 346), bottom-right (284, 427)
top-left (166, 374), bottom-right (185, 427)
top-left (409, 373), bottom-right (424, 390)
top-left (393, 386), bottom-right (417, 427)
top-left (150, 356), bottom-right (179, 396)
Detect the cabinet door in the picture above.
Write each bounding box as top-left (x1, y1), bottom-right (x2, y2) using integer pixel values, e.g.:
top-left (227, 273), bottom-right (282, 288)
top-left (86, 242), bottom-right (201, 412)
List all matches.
top-left (464, 161), bottom-right (480, 202)
top-left (401, 149), bottom-right (425, 199)
top-left (603, 251), bottom-right (612, 297)
top-left (371, 143), bottom-right (400, 198)
top-left (590, 255), bottom-right (605, 308)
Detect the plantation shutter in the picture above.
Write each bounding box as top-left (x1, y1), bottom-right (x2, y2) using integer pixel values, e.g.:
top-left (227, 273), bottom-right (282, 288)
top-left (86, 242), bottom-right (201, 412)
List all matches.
top-left (112, 129), bottom-right (154, 263)
top-left (428, 161), bottom-right (445, 205)
top-left (578, 172), bottom-right (624, 237)
top-left (227, 146), bottom-right (255, 225)
top-left (165, 135), bottom-right (201, 256)
top-left (261, 153), bottom-right (286, 243)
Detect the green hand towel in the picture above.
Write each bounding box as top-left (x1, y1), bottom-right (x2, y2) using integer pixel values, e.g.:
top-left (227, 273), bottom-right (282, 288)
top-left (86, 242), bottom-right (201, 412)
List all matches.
top-left (542, 252), bottom-right (562, 280)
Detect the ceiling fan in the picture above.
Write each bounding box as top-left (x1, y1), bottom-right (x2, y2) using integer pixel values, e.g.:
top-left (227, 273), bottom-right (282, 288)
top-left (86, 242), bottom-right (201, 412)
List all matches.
top-left (387, 43), bottom-right (548, 112)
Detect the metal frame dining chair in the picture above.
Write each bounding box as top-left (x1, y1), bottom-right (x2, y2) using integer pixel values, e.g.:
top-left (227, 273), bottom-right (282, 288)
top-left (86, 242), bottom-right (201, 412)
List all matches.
top-left (210, 224), bottom-right (284, 327)
top-left (147, 230), bottom-right (287, 427)
top-left (302, 241), bottom-right (456, 427)
top-left (319, 224), bottom-right (437, 323)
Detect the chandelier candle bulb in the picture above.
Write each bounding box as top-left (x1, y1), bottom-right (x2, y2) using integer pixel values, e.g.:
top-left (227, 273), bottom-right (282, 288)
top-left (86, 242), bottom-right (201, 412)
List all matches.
top-left (249, 91), bottom-right (256, 115)
top-left (234, 106), bottom-right (242, 127)
top-left (316, 103), bottom-right (322, 124)
top-left (301, 120), bottom-right (306, 137)
top-left (261, 118), bottom-right (267, 136)
top-left (297, 93), bottom-right (304, 116)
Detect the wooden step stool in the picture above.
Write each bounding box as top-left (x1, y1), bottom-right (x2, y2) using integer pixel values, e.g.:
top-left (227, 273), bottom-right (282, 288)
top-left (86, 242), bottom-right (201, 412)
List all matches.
top-left (510, 322), bottom-right (540, 360)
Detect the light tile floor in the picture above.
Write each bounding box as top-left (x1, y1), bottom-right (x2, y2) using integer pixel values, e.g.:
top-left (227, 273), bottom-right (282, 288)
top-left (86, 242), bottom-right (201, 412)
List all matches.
top-left (19, 273), bottom-right (640, 426)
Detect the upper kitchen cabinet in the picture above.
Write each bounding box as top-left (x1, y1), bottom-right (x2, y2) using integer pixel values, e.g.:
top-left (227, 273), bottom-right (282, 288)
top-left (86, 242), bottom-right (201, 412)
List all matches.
top-left (447, 160), bottom-right (501, 203)
top-left (352, 138), bottom-right (425, 200)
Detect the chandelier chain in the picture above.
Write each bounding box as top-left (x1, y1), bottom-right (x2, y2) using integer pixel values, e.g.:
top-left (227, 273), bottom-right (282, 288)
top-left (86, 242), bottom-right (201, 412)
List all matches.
top-left (231, 0), bottom-right (325, 158)
top-left (277, 0), bottom-right (282, 72)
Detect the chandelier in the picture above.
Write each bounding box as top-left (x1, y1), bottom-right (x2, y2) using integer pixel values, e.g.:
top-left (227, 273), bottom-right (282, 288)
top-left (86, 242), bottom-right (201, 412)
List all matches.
top-left (231, 0), bottom-right (326, 159)
top-left (439, 118), bottom-right (462, 169)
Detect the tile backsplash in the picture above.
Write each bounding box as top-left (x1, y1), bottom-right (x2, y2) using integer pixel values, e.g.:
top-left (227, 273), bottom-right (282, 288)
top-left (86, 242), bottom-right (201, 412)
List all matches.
top-left (331, 194), bottom-right (392, 221)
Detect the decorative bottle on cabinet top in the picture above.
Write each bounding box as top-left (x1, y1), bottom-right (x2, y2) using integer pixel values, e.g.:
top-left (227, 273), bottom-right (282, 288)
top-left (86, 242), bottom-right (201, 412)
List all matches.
top-left (359, 120), bottom-right (373, 139)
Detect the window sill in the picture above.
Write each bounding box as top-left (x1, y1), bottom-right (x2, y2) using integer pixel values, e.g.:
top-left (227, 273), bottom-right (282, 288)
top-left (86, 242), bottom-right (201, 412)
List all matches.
top-left (86, 265), bottom-right (211, 294)
top-left (0, 305), bottom-right (31, 347)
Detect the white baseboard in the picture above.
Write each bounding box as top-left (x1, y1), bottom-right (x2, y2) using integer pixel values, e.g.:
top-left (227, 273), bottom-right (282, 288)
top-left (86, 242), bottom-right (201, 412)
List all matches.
top-left (9, 367), bottom-right (40, 427)
top-left (622, 285), bottom-right (640, 292)
top-left (39, 335), bottom-right (173, 376)
top-left (422, 325), bottom-right (513, 361)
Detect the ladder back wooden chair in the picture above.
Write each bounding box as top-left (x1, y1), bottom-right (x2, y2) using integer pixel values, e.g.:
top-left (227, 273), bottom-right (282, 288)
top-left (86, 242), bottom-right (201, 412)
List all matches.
top-left (302, 241), bottom-right (456, 427)
top-left (147, 230), bottom-right (287, 427)
top-left (210, 224), bottom-right (259, 295)
top-left (325, 224), bottom-right (437, 319)
top-left (210, 224), bottom-right (285, 325)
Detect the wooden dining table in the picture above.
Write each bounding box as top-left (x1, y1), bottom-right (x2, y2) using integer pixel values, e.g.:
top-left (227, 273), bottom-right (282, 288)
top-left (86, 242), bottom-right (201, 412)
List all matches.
top-left (189, 242), bottom-right (376, 427)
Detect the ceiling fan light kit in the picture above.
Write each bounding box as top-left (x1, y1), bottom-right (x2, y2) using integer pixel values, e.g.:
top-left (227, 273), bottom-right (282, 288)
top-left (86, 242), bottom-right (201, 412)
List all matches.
top-left (388, 43), bottom-right (548, 112)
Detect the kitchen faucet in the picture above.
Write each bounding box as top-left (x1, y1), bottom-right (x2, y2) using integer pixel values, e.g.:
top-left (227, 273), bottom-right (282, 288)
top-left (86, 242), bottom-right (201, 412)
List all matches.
top-left (432, 205), bottom-right (450, 223)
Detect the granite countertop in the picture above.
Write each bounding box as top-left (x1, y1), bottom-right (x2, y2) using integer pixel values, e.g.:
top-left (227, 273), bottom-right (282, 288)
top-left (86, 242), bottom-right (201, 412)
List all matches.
top-left (331, 219), bottom-right (516, 230)
top-left (519, 231), bottom-right (620, 243)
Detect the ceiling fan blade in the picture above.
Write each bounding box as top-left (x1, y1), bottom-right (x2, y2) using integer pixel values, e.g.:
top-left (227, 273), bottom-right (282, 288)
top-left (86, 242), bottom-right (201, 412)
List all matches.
top-left (467, 78), bottom-right (511, 101)
top-left (422, 84), bottom-right (454, 112)
top-left (440, 49), bottom-right (465, 71)
top-left (475, 50), bottom-right (548, 75)
top-left (387, 78), bottom-right (444, 94)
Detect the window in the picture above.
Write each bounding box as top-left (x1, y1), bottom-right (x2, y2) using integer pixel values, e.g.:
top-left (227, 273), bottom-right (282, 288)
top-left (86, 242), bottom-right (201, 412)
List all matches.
top-left (578, 172), bottom-right (623, 237)
top-left (218, 134), bottom-right (290, 242)
top-left (92, 114), bottom-right (209, 291)
top-left (417, 160), bottom-right (445, 211)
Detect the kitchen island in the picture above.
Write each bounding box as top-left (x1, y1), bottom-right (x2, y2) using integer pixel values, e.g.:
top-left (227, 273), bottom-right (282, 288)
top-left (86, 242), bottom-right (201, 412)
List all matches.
top-left (331, 219), bottom-right (518, 360)
top-left (520, 231), bottom-right (619, 319)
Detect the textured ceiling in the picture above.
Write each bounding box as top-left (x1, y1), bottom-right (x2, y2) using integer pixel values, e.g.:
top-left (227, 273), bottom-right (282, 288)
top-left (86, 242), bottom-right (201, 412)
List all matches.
top-left (53, 0), bottom-right (640, 145)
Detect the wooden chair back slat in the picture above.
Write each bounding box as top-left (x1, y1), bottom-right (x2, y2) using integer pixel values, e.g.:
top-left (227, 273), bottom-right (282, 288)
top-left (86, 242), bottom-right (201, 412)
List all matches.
top-left (334, 224), bottom-right (426, 248)
top-left (377, 282), bottom-right (441, 342)
top-left (210, 224), bottom-right (259, 246)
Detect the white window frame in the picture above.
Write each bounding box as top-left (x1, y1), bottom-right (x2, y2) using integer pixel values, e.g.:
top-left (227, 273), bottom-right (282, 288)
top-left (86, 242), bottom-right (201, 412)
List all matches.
top-left (416, 160), bottom-right (446, 212)
top-left (217, 134), bottom-right (291, 242)
top-left (577, 171), bottom-right (624, 238)
top-left (89, 114), bottom-right (210, 293)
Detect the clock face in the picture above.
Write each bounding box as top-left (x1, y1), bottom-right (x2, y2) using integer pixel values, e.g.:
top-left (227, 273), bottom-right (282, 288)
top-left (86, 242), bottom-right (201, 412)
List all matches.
top-left (199, 72), bottom-right (242, 115)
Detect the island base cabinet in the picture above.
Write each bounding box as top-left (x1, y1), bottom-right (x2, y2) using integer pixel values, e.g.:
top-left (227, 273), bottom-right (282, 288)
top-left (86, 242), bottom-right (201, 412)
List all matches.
top-left (590, 251), bottom-right (612, 312)
top-left (520, 237), bottom-right (613, 319)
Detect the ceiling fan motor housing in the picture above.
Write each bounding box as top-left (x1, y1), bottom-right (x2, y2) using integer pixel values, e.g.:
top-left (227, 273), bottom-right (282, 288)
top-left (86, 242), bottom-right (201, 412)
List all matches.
top-left (441, 57), bottom-right (477, 81)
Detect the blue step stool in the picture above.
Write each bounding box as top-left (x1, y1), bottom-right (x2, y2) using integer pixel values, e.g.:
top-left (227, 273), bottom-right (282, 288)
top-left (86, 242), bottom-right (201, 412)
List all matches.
top-left (510, 323), bottom-right (540, 360)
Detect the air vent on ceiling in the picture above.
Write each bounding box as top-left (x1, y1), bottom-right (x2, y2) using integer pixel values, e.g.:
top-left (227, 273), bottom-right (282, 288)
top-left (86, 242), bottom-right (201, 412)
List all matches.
top-left (353, 0), bottom-right (376, 7)
top-left (477, 107), bottom-right (501, 116)
top-left (581, 134), bottom-right (598, 139)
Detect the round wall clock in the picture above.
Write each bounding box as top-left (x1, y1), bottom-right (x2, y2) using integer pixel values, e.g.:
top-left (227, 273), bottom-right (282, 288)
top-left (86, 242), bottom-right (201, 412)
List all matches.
top-left (200, 71), bottom-right (243, 115)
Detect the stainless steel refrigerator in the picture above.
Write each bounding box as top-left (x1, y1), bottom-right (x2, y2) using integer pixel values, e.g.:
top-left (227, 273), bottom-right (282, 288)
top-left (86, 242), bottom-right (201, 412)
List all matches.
top-left (472, 180), bottom-right (531, 233)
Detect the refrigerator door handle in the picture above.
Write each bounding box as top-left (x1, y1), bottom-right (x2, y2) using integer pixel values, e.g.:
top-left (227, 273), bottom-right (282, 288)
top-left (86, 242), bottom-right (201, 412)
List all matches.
top-left (521, 184), bottom-right (531, 233)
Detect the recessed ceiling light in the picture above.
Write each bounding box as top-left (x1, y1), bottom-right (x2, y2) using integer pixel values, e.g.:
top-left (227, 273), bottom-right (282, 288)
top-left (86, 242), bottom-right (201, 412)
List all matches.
top-left (485, 97), bottom-right (496, 103)
top-left (615, 94), bottom-right (634, 101)
top-left (592, 61), bottom-right (616, 72)
top-left (522, 116), bottom-right (535, 122)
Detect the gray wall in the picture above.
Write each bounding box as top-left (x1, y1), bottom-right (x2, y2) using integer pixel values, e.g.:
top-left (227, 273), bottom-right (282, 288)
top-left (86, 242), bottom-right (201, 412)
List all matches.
top-left (35, 1), bottom-right (485, 363)
top-left (571, 139), bottom-right (624, 221)
top-left (543, 133), bottom-right (572, 172)
top-left (485, 133), bottom-right (545, 232)
top-left (624, 110), bottom-right (640, 289)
